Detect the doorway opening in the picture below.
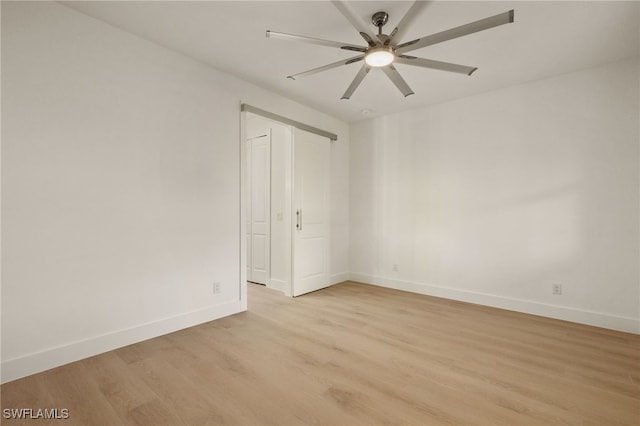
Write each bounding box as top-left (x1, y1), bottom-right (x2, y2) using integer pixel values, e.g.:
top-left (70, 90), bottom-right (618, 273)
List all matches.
top-left (241, 106), bottom-right (334, 298)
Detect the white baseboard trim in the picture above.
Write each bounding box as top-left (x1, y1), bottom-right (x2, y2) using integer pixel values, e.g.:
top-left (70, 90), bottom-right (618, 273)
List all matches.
top-left (330, 271), bottom-right (350, 285)
top-left (1, 300), bottom-right (245, 384)
top-left (349, 272), bottom-right (639, 334)
top-left (267, 278), bottom-right (287, 294)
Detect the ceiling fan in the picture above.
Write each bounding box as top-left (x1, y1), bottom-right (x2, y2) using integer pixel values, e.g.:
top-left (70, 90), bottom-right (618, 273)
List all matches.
top-left (266, 1), bottom-right (514, 99)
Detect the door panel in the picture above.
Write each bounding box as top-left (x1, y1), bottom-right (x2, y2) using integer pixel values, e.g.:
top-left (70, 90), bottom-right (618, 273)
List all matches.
top-left (293, 128), bottom-right (330, 296)
top-left (248, 133), bottom-right (271, 285)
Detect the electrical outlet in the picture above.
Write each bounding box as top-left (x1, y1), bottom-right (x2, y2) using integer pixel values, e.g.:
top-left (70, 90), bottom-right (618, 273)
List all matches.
top-left (552, 283), bottom-right (562, 295)
top-left (213, 282), bottom-right (221, 294)
top-left (392, 264), bottom-right (399, 272)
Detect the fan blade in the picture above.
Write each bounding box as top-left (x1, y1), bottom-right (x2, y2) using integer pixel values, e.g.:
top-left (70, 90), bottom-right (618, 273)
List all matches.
top-left (397, 10), bottom-right (514, 54)
top-left (387, 1), bottom-right (431, 45)
top-left (341, 64), bottom-right (371, 99)
top-left (266, 31), bottom-right (367, 52)
top-left (287, 55), bottom-right (364, 80)
top-left (381, 65), bottom-right (414, 97)
top-left (395, 55), bottom-right (477, 75)
top-left (331, 1), bottom-right (380, 46)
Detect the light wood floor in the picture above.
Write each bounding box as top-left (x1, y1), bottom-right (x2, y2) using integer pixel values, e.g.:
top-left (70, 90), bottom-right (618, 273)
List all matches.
top-left (2, 281), bottom-right (639, 425)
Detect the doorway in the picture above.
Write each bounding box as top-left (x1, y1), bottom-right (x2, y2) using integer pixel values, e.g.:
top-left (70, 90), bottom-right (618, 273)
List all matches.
top-left (243, 109), bottom-right (333, 297)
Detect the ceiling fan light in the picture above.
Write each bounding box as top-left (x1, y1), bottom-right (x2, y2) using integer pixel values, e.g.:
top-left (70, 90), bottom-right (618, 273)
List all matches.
top-left (365, 46), bottom-right (394, 67)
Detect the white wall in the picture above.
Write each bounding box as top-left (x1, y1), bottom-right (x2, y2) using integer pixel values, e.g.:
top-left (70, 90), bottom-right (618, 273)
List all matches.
top-left (350, 58), bottom-right (640, 333)
top-left (1, 1), bottom-right (349, 383)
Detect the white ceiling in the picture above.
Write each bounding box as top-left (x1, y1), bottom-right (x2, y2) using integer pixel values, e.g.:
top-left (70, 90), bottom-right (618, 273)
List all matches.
top-left (62, 1), bottom-right (639, 122)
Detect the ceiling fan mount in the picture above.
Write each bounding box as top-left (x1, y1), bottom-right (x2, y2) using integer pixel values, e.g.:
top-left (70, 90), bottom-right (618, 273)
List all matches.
top-left (371, 11), bottom-right (389, 32)
top-left (266, 1), bottom-right (514, 100)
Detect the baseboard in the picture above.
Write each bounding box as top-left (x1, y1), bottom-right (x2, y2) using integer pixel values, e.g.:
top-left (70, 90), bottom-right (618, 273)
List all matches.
top-left (330, 271), bottom-right (350, 285)
top-left (264, 273), bottom-right (348, 297)
top-left (349, 272), bottom-right (639, 334)
top-left (5, 274), bottom-right (636, 384)
top-left (267, 278), bottom-right (290, 293)
top-left (1, 300), bottom-right (245, 384)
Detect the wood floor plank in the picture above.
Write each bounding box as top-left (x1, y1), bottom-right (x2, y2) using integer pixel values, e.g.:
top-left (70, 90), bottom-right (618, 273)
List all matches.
top-left (39, 360), bottom-right (123, 425)
top-left (1, 281), bottom-right (639, 425)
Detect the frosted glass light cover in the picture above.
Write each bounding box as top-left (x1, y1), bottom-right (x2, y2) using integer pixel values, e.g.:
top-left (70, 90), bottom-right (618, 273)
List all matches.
top-left (365, 47), bottom-right (394, 67)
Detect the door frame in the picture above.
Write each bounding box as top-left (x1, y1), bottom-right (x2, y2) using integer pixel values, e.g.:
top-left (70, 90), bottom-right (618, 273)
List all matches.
top-left (240, 109), bottom-right (248, 309)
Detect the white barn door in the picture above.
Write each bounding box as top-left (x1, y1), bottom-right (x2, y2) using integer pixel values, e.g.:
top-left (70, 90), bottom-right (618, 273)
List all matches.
top-left (247, 132), bottom-right (271, 285)
top-left (292, 128), bottom-right (330, 296)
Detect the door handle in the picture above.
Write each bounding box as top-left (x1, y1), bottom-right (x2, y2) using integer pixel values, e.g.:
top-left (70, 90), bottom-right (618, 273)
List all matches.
top-left (296, 209), bottom-right (302, 231)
